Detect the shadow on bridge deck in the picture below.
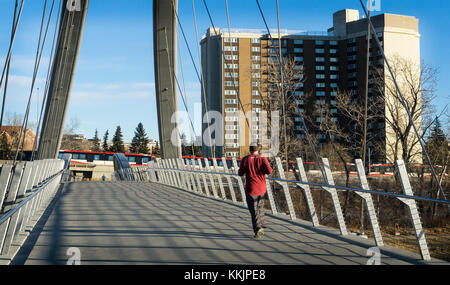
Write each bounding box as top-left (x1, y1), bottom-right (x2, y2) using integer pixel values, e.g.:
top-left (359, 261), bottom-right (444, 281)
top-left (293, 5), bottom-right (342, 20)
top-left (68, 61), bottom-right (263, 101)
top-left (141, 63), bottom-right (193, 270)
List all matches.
top-left (10, 181), bottom-right (447, 265)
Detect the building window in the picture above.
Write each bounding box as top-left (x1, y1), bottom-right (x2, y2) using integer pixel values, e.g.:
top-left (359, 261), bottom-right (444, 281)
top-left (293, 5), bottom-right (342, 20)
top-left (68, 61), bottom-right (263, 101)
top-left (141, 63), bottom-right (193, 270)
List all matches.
top-left (315, 117), bottom-right (326, 122)
top-left (294, 56), bottom-right (303, 62)
top-left (252, 90), bottom-right (260, 96)
top-left (315, 99), bottom-right (326, 105)
top-left (316, 74), bottom-right (325, 79)
top-left (251, 55), bottom-right (261, 61)
top-left (224, 37), bottom-right (238, 43)
top-left (252, 73), bottom-right (261, 78)
top-left (330, 83), bottom-right (338, 88)
top-left (330, 40), bottom-right (338, 45)
top-left (252, 99), bottom-right (261, 104)
top-left (315, 48), bottom-right (325, 54)
top-left (330, 91), bottom-right (337, 97)
top-left (294, 91), bottom-right (304, 96)
top-left (224, 90), bottom-right (237, 95)
top-left (251, 38), bottom-right (260, 43)
top-left (252, 81), bottom-right (260, 87)
top-left (316, 65), bottom-right (325, 71)
top-left (315, 40), bottom-right (325, 45)
top-left (294, 39), bottom-right (303, 44)
top-left (330, 74), bottom-right (339, 80)
top-left (224, 81), bottom-right (238, 86)
top-left (225, 55), bottom-right (239, 60)
top-left (316, 83), bottom-right (325, 88)
top-left (225, 116), bottom-right (239, 121)
top-left (225, 107), bottom-right (238, 112)
top-left (316, 91), bottom-right (326, 96)
top-left (294, 48), bottom-right (303, 53)
top-left (347, 55), bottom-right (357, 61)
top-left (330, 57), bottom-right (338, 63)
top-left (251, 47), bottom-right (261, 52)
top-left (224, 46), bottom-right (238, 51)
top-left (225, 99), bottom-right (237, 104)
top-left (330, 66), bottom-right (339, 71)
top-left (225, 63), bottom-right (239, 69)
top-left (252, 64), bottom-right (261, 69)
top-left (316, 57), bottom-right (325, 62)
top-left (225, 72), bottom-right (239, 78)
top-left (330, 49), bottom-right (337, 54)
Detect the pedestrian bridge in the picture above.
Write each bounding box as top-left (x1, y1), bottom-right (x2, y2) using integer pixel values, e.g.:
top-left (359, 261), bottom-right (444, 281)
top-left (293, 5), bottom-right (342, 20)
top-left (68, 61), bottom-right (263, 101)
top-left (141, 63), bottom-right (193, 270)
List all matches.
top-left (0, 158), bottom-right (448, 265)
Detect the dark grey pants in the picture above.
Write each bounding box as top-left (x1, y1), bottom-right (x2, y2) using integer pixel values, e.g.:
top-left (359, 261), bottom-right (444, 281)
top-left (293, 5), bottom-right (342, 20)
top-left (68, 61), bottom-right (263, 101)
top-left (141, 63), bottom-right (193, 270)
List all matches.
top-left (246, 194), bottom-right (266, 234)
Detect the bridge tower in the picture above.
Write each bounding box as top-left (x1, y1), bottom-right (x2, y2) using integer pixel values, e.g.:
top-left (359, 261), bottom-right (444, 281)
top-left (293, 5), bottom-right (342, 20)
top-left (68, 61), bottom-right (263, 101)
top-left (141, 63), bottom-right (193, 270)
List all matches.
top-left (37, 0), bottom-right (181, 159)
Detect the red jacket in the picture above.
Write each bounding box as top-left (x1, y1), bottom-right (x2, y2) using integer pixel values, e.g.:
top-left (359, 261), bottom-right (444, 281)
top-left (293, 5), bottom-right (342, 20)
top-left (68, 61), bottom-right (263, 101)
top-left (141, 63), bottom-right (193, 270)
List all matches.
top-left (238, 154), bottom-right (273, 196)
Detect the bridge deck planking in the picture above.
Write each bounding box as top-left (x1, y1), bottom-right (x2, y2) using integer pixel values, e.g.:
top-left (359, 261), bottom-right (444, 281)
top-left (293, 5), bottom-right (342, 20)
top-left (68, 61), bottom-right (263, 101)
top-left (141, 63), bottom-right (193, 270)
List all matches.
top-left (11, 182), bottom-right (447, 265)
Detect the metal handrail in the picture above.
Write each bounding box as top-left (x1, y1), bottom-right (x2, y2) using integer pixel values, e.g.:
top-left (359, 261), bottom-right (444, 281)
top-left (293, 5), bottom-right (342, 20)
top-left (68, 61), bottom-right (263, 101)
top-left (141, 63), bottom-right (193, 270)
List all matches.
top-left (0, 169), bottom-right (63, 226)
top-left (153, 166), bottom-right (450, 205)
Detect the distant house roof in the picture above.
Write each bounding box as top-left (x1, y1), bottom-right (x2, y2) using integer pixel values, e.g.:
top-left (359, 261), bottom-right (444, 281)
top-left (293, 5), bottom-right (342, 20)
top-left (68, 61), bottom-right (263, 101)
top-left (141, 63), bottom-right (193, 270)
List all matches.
top-left (1, 126), bottom-right (36, 151)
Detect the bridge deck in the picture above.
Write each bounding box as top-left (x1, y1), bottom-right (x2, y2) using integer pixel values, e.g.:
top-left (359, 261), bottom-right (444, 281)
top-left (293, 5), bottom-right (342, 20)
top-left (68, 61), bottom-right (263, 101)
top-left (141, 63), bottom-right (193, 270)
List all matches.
top-left (10, 181), bottom-right (446, 265)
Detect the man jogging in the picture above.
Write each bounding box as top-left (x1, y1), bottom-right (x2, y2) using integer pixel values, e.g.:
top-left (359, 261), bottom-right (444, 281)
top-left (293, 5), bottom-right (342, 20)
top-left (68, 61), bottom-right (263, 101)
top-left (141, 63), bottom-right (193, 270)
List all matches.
top-left (238, 145), bottom-right (273, 239)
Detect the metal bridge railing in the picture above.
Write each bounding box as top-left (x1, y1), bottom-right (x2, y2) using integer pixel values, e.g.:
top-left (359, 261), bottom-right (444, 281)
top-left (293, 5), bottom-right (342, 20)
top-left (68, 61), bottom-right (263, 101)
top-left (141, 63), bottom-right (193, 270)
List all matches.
top-left (113, 156), bottom-right (450, 261)
top-left (0, 159), bottom-right (67, 257)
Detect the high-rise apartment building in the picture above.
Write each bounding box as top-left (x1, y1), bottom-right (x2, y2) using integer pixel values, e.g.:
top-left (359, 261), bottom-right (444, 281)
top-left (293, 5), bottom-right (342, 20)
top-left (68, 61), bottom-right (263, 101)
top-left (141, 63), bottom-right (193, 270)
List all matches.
top-left (200, 9), bottom-right (421, 163)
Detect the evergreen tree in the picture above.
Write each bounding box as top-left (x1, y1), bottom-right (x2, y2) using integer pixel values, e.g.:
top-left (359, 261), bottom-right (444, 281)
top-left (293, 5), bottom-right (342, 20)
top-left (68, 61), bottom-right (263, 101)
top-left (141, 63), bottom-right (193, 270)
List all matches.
top-left (0, 132), bottom-right (12, 159)
top-left (130, 122), bottom-right (149, 154)
top-left (92, 129), bottom-right (101, 152)
top-left (102, 130), bottom-right (110, 152)
top-left (153, 141), bottom-right (160, 156)
top-left (426, 117), bottom-right (448, 165)
top-left (111, 126), bottom-right (125, 153)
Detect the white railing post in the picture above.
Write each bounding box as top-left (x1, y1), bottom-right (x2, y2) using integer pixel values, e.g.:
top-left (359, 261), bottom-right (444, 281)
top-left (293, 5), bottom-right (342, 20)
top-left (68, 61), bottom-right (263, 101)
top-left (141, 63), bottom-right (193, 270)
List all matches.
top-left (212, 158), bottom-right (226, 199)
top-left (197, 158), bottom-right (211, 197)
top-left (321, 158), bottom-right (348, 235)
top-left (396, 160), bottom-right (430, 261)
top-left (231, 158), bottom-right (247, 205)
top-left (295, 158), bottom-right (320, 227)
top-left (274, 157), bottom-right (296, 221)
top-left (221, 158), bottom-right (237, 203)
top-left (355, 159), bottom-right (384, 247)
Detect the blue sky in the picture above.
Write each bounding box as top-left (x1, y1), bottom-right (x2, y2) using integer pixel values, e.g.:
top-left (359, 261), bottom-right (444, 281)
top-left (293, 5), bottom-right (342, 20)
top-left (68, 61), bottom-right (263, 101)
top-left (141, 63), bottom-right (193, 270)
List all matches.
top-left (0, 0), bottom-right (449, 142)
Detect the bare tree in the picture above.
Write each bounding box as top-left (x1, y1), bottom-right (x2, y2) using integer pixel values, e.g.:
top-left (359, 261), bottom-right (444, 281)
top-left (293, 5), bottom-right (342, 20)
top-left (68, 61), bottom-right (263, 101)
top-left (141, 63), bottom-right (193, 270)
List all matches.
top-left (373, 55), bottom-right (438, 165)
top-left (60, 118), bottom-right (89, 151)
top-left (258, 55), bottom-right (306, 165)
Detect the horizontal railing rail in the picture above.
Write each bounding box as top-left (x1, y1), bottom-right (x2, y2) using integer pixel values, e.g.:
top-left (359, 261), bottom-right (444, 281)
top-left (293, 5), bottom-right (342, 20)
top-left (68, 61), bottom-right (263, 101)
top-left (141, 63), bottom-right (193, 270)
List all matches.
top-left (127, 156), bottom-right (450, 261)
top-left (0, 159), bottom-right (67, 257)
top-left (147, 166), bottom-right (450, 205)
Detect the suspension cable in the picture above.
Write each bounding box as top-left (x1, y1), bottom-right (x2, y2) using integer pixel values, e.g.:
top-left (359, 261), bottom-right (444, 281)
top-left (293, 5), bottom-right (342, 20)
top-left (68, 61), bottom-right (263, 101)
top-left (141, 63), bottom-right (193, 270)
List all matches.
top-left (14, 0), bottom-right (57, 163)
top-left (358, 0), bottom-right (446, 203)
top-left (202, 0), bottom-right (251, 132)
top-left (161, 26), bottom-right (197, 153)
top-left (255, 0), bottom-right (327, 179)
top-left (31, 0), bottom-right (63, 160)
top-left (192, 0), bottom-right (215, 158)
top-left (177, 41), bottom-right (198, 147)
top-left (0, 0), bottom-right (25, 131)
top-left (0, 0), bottom-right (19, 134)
